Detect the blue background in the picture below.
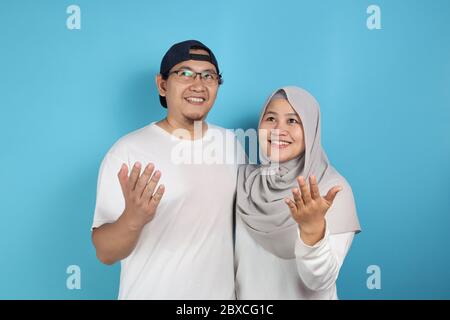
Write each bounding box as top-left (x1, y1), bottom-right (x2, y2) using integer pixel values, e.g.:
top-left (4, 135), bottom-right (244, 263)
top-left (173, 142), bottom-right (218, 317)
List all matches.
top-left (1, 0), bottom-right (449, 299)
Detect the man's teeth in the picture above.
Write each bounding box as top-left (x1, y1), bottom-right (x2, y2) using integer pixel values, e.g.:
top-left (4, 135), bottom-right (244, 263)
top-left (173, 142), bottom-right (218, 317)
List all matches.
top-left (186, 97), bottom-right (205, 103)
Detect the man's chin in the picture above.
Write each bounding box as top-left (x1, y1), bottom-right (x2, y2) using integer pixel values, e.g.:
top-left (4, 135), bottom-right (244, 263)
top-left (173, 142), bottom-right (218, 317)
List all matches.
top-left (184, 113), bottom-right (206, 122)
top-left (183, 108), bottom-right (211, 122)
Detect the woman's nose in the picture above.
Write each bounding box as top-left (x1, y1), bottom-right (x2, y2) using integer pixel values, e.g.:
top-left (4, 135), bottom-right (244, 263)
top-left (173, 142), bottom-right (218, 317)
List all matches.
top-left (271, 128), bottom-right (288, 137)
top-left (272, 122), bottom-right (288, 133)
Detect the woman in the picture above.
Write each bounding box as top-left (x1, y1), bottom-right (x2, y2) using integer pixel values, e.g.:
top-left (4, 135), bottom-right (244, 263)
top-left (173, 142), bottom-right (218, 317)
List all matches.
top-left (235, 86), bottom-right (361, 299)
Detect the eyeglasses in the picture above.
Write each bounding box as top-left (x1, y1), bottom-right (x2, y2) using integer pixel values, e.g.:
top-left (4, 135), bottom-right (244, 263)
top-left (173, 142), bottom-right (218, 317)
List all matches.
top-left (168, 68), bottom-right (222, 85)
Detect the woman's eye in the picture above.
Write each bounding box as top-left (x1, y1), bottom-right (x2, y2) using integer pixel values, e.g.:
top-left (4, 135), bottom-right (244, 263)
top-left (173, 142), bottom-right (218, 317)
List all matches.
top-left (266, 117), bottom-right (275, 122)
top-left (288, 118), bottom-right (299, 124)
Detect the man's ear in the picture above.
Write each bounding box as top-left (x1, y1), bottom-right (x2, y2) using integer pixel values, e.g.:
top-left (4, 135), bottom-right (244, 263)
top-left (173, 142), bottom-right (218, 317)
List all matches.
top-left (155, 74), bottom-right (167, 96)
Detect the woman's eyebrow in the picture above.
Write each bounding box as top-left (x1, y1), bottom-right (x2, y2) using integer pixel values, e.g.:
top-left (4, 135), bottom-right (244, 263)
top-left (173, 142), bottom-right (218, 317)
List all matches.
top-left (265, 111), bottom-right (299, 118)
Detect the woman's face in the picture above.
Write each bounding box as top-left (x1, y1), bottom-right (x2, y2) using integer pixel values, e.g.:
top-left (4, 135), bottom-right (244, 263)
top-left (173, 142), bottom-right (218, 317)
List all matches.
top-left (258, 98), bottom-right (305, 163)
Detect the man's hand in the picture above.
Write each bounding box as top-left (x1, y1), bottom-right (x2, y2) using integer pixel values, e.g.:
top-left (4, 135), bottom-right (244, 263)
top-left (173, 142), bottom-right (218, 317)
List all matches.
top-left (118, 162), bottom-right (165, 231)
top-left (285, 175), bottom-right (341, 245)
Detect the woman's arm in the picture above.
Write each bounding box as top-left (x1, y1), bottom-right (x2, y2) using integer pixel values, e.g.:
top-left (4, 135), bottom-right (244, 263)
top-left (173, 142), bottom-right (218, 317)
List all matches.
top-left (295, 228), bottom-right (355, 291)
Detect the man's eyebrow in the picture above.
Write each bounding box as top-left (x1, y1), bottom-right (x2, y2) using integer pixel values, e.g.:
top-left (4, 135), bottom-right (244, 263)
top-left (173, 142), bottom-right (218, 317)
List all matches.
top-left (176, 66), bottom-right (193, 71)
top-left (177, 66), bottom-right (217, 73)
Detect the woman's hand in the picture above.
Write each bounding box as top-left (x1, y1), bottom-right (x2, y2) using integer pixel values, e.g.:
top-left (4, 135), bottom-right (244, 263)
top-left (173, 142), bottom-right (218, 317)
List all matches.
top-left (285, 176), bottom-right (342, 246)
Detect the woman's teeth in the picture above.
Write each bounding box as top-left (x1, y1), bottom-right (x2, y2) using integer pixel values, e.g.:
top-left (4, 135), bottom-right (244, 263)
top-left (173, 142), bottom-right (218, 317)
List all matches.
top-left (270, 140), bottom-right (291, 147)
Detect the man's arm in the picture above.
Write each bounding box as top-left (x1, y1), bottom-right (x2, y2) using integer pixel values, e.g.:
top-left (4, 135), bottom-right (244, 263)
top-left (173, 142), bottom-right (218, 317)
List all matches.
top-left (92, 210), bottom-right (144, 265)
top-left (92, 162), bottom-right (165, 265)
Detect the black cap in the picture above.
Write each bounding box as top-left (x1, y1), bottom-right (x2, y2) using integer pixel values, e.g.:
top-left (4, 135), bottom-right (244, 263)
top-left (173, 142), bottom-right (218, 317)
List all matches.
top-left (159, 40), bottom-right (221, 108)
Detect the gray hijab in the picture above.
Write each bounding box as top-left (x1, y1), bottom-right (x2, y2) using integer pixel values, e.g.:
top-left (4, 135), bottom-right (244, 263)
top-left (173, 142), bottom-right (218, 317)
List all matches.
top-left (236, 86), bottom-right (361, 259)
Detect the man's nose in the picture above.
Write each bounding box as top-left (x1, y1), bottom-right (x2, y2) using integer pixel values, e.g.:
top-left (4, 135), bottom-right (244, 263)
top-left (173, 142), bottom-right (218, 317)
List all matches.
top-left (190, 76), bottom-right (205, 91)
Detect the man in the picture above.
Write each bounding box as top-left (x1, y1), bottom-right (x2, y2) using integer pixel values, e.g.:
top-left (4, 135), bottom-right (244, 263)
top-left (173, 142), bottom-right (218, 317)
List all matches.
top-left (91, 40), bottom-right (245, 299)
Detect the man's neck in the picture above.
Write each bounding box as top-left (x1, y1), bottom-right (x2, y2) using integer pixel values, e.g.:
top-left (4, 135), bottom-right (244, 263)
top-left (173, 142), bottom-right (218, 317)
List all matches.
top-left (155, 117), bottom-right (208, 140)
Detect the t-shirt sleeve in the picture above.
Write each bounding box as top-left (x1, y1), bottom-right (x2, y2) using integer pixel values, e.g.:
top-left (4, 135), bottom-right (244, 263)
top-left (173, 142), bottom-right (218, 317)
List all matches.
top-left (91, 151), bottom-right (127, 230)
top-left (295, 224), bottom-right (355, 291)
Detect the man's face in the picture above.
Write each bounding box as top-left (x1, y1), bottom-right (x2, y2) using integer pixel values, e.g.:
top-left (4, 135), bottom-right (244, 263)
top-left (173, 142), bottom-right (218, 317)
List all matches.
top-left (156, 49), bottom-right (219, 122)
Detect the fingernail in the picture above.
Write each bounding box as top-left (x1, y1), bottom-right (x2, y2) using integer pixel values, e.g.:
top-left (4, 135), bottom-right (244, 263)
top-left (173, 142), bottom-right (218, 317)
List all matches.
top-left (135, 162), bottom-right (141, 167)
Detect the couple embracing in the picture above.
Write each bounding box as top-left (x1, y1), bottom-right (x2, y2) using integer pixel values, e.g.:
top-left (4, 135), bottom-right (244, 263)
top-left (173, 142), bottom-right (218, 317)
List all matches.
top-left (91, 40), bottom-right (361, 300)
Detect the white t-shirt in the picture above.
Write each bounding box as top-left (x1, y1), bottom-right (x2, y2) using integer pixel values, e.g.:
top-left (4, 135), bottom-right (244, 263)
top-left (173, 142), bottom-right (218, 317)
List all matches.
top-left (92, 122), bottom-right (245, 300)
top-left (235, 214), bottom-right (355, 300)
